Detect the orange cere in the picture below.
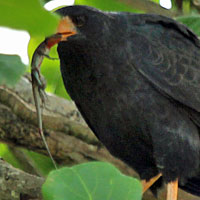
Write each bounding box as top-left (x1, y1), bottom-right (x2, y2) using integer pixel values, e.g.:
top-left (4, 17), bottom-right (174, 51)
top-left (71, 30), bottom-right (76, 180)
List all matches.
top-left (46, 16), bottom-right (77, 49)
top-left (57, 16), bottom-right (77, 39)
top-left (58, 16), bottom-right (77, 33)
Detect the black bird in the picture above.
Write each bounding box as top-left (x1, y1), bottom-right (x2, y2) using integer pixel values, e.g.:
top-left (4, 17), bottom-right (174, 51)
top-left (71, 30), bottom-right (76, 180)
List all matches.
top-left (43, 5), bottom-right (200, 199)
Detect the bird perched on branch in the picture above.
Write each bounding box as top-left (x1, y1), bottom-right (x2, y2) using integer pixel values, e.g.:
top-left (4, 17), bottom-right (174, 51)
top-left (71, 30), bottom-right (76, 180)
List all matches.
top-left (42, 5), bottom-right (200, 200)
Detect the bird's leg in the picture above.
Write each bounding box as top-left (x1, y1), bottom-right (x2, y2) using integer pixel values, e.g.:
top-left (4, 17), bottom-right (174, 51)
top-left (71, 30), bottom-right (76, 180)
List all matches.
top-left (142, 173), bottom-right (162, 193)
top-left (166, 179), bottom-right (178, 200)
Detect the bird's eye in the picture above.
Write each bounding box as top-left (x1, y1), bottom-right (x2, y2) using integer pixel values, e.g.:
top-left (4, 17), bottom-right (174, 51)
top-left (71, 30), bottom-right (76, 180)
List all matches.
top-left (72, 15), bottom-right (87, 27)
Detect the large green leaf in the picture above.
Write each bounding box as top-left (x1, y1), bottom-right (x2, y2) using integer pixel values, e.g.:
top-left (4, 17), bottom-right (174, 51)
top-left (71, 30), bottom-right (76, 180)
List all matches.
top-left (0, 54), bottom-right (26, 86)
top-left (42, 162), bottom-right (142, 200)
top-left (176, 15), bottom-right (200, 36)
top-left (0, 0), bottom-right (59, 36)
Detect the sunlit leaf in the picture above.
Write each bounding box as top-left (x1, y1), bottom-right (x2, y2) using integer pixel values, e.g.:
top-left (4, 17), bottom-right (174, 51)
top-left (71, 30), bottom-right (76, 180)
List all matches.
top-left (0, 54), bottom-right (26, 86)
top-left (0, 0), bottom-right (59, 36)
top-left (151, 0), bottom-right (160, 4)
top-left (176, 15), bottom-right (200, 36)
top-left (0, 143), bottom-right (23, 169)
top-left (42, 162), bottom-right (142, 200)
top-left (23, 150), bottom-right (55, 176)
top-left (75, 0), bottom-right (142, 13)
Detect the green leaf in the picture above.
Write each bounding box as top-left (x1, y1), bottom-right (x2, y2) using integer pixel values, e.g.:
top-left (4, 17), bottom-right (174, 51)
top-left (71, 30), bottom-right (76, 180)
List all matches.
top-left (0, 143), bottom-right (24, 169)
top-left (151, 0), bottom-right (159, 4)
top-left (0, 54), bottom-right (26, 86)
top-left (0, 0), bottom-right (59, 36)
top-left (75, 0), bottom-right (142, 13)
top-left (176, 15), bottom-right (200, 36)
top-left (23, 150), bottom-right (56, 176)
top-left (42, 162), bottom-right (142, 200)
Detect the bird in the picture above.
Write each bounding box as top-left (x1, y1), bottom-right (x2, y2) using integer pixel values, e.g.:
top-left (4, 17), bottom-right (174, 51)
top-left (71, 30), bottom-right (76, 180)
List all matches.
top-left (42, 5), bottom-right (200, 200)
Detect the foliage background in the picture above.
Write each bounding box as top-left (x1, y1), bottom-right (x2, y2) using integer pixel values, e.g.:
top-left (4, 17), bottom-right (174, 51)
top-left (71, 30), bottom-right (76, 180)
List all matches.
top-left (1, 0), bottom-right (200, 199)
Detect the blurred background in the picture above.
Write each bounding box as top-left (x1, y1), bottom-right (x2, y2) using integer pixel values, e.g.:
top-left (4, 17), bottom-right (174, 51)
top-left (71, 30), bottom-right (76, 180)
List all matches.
top-left (0, 0), bottom-right (200, 177)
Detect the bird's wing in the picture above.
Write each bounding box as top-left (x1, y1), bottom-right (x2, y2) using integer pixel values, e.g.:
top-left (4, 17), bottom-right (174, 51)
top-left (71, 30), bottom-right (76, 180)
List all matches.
top-left (129, 15), bottom-right (200, 112)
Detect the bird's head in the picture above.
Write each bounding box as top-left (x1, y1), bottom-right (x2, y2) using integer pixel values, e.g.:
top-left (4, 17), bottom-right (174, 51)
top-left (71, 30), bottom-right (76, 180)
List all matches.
top-left (56, 5), bottom-right (112, 41)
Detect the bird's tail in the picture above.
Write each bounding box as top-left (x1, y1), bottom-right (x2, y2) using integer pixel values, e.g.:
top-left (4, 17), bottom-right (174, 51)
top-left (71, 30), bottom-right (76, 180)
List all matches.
top-left (179, 174), bottom-right (200, 196)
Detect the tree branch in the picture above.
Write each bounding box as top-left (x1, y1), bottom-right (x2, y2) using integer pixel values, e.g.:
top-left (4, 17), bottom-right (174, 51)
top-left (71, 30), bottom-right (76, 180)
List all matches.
top-left (0, 76), bottom-right (198, 200)
top-left (0, 76), bottom-right (134, 175)
top-left (0, 159), bottom-right (43, 200)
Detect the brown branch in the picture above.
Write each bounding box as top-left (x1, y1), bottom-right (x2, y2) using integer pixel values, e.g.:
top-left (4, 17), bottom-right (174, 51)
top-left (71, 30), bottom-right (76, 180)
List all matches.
top-left (0, 76), bottom-right (198, 200)
top-left (0, 159), bottom-right (44, 200)
top-left (175, 0), bottom-right (183, 11)
top-left (0, 76), bottom-right (134, 175)
top-left (192, 0), bottom-right (200, 13)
